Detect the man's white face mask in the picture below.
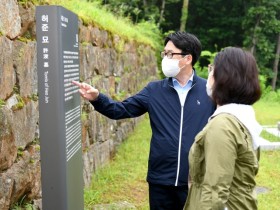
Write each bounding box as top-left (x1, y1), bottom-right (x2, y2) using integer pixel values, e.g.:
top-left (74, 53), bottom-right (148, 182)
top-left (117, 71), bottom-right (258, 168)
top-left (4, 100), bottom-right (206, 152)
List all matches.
top-left (161, 56), bottom-right (186, 78)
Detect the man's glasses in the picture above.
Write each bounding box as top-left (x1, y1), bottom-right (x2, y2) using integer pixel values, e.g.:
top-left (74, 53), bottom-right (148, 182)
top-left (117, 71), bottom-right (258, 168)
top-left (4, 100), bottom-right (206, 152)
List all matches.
top-left (208, 64), bottom-right (214, 74)
top-left (161, 51), bottom-right (187, 59)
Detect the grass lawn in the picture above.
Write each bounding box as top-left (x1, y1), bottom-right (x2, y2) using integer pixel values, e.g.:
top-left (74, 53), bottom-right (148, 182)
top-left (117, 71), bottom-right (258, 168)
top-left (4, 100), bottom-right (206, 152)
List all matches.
top-left (253, 100), bottom-right (280, 142)
top-left (256, 150), bottom-right (280, 210)
top-left (253, 100), bottom-right (280, 125)
top-left (84, 115), bottom-right (151, 210)
top-left (84, 99), bottom-right (280, 209)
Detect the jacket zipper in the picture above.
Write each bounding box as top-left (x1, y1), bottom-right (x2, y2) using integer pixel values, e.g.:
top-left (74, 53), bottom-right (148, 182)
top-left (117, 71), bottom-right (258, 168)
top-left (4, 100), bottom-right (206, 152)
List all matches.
top-left (175, 105), bottom-right (184, 186)
top-left (174, 83), bottom-right (196, 186)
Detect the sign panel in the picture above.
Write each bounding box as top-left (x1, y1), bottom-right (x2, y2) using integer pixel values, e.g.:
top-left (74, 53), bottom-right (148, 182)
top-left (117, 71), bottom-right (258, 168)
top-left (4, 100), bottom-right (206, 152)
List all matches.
top-left (36, 6), bottom-right (83, 210)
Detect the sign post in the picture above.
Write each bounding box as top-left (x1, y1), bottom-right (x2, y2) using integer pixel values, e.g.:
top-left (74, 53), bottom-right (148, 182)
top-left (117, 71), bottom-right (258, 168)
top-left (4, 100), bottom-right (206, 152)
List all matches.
top-left (36, 6), bottom-right (83, 210)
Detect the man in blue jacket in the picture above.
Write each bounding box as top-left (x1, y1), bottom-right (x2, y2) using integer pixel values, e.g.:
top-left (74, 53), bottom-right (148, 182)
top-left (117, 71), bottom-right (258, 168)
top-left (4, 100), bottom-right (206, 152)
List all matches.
top-left (73, 31), bottom-right (215, 210)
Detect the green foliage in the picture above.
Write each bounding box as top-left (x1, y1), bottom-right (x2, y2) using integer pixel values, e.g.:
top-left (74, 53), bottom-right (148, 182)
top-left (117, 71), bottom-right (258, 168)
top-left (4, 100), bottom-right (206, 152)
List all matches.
top-left (13, 86), bottom-right (20, 94)
top-left (12, 101), bottom-right (24, 110)
top-left (134, 21), bottom-right (163, 52)
top-left (45, 0), bottom-right (161, 50)
top-left (12, 95), bottom-right (25, 111)
top-left (81, 41), bottom-right (89, 46)
top-left (194, 50), bottom-right (217, 79)
top-left (261, 88), bottom-right (280, 102)
top-left (0, 99), bottom-right (5, 107)
top-left (31, 137), bottom-right (39, 145)
top-left (30, 139), bottom-right (41, 152)
top-left (28, 94), bottom-right (38, 102)
top-left (10, 194), bottom-right (34, 210)
top-left (114, 38), bottom-right (125, 53)
top-left (115, 77), bottom-right (121, 84)
top-left (187, 0), bottom-right (246, 52)
top-left (17, 36), bottom-right (30, 43)
top-left (259, 75), bottom-right (268, 95)
top-left (242, 0), bottom-right (280, 88)
top-left (17, 146), bottom-right (24, 158)
top-left (101, 0), bottom-right (161, 24)
top-left (81, 111), bottom-right (88, 121)
top-left (185, 0), bottom-right (280, 89)
top-left (29, 158), bottom-right (35, 164)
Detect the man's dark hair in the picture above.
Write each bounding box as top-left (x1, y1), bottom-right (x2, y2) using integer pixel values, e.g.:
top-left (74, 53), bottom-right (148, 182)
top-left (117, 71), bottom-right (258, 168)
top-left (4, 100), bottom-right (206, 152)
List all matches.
top-left (164, 31), bottom-right (202, 66)
top-left (212, 47), bottom-right (261, 105)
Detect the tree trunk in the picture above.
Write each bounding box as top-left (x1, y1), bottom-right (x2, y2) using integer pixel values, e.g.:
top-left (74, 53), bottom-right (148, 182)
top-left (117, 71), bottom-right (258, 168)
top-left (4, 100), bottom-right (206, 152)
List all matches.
top-left (250, 16), bottom-right (260, 55)
top-left (143, 0), bottom-right (147, 7)
top-left (180, 0), bottom-right (189, 31)
top-left (271, 33), bottom-right (280, 90)
top-left (158, 0), bottom-right (166, 27)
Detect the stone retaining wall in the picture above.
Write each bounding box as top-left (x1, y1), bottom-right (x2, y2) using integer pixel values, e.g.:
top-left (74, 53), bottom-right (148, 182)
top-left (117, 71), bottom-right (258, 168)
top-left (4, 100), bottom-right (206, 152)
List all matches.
top-left (0, 1), bottom-right (158, 209)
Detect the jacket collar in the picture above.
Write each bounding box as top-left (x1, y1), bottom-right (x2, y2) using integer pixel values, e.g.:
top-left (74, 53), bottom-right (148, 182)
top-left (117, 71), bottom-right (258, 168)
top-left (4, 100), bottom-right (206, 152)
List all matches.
top-left (164, 69), bottom-right (198, 88)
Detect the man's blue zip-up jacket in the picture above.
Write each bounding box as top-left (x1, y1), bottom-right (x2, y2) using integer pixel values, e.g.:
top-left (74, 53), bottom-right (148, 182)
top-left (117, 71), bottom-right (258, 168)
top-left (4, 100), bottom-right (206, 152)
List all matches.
top-left (91, 73), bottom-right (216, 187)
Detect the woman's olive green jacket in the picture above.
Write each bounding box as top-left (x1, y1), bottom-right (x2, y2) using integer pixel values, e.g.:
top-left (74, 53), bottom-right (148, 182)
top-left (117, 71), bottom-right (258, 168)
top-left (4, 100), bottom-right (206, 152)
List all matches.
top-left (184, 113), bottom-right (259, 210)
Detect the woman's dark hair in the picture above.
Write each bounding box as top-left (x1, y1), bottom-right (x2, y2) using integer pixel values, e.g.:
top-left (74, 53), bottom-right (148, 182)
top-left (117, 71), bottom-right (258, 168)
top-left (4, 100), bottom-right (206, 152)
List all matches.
top-left (164, 31), bottom-right (202, 66)
top-left (212, 47), bottom-right (261, 105)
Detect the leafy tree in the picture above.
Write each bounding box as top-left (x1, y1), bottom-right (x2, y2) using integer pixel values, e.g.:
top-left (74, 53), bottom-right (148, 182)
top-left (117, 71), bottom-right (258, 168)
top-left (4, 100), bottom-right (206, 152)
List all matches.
top-left (186, 0), bottom-right (249, 52)
top-left (92, 0), bottom-right (280, 89)
top-left (101, 0), bottom-right (182, 30)
top-left (243, 0), bottom-right (280, 89)
top-left (101, 0), bottom-right (160, 24)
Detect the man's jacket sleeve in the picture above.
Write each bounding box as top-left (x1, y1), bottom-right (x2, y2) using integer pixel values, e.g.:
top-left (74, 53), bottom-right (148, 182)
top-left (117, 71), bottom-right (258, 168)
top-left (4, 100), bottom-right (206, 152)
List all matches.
top-left (90, 86), bottom-right (149, 119)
